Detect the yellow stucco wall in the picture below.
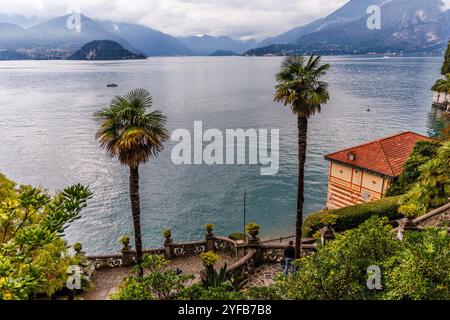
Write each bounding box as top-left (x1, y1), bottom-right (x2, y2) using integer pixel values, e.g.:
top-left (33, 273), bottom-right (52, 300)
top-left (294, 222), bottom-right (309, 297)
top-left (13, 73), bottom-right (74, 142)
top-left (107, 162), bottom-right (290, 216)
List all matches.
top-left (361, 171), bottom-right (384, 194)
top-left (327, 161), bottom-right (391, 209)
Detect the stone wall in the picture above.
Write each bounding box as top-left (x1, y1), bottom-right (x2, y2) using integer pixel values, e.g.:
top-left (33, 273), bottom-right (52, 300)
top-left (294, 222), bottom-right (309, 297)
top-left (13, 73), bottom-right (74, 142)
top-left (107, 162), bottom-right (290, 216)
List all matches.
top-left (432, 91), bottom-right (450, 112)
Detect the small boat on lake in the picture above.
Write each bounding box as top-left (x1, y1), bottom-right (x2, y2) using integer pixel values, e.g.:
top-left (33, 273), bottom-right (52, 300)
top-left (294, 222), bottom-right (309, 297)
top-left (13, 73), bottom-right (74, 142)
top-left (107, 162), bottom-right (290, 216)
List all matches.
top-left (107, 84), bottom-right (118, 88)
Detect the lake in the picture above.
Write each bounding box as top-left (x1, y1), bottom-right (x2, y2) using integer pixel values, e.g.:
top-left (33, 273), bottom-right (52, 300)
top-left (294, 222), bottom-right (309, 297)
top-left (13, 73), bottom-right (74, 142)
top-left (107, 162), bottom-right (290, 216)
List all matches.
top-left (0, 56), bottom-right (445, 254)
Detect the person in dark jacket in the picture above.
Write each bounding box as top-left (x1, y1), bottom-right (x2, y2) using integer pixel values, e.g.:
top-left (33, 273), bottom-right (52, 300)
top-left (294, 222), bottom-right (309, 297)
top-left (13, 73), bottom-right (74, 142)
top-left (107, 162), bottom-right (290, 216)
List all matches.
top-left (284, 241), bottom-right (296, 276)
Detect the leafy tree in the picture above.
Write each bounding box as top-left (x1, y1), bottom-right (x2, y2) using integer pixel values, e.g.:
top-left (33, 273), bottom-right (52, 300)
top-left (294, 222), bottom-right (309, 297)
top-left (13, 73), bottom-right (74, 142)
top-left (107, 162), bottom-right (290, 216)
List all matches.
top-left (387, 140), bottom-right (441, 196)
top-left (0, 173), bottom-right (16, 201)
top-left (256, 217), bottom-right (449, 300)
top-left (442, 41), bottom-right (450, 76)
top-left (94, 89), bottom-right (169, 276)
top-left (399, 141), bottom-right (450, 217)
top-left (277, 217), bottom-right (399, 300)
top-left (383, 228), bottom-right (450, 300)
top-left (432, 74), bottom-right (450, 93)
top-left (274, 55), bottom-right (330, 257)
top-left (0, 175), bottom-right (92, 299)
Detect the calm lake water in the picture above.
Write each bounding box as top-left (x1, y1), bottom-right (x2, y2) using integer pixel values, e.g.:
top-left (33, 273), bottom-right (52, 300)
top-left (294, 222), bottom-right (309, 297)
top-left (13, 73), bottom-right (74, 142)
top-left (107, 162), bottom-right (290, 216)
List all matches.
top-left (0, 56), bottom-right (446, 254)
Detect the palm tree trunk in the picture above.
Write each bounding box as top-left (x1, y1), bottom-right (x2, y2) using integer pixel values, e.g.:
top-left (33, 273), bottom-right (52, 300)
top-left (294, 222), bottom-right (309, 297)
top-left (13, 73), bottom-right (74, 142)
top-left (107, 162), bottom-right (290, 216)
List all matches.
top-left (296, 115), bottom-right (308, 259)
top-left (129, 165), bottom-right (144, 276)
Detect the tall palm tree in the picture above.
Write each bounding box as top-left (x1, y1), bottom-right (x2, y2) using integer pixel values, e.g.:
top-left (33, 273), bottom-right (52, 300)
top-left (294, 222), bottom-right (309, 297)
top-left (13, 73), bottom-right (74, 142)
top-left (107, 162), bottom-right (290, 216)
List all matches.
top-left (94, 88), bottom-right (169, 276)
top-left (274, 56), bottom-right (330, 258)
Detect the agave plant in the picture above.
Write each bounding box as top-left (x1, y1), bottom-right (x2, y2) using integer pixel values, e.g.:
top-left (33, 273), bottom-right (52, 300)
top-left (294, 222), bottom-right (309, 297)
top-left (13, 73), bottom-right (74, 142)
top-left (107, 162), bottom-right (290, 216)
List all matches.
top-left (203, 263), bottom-right (228, 288)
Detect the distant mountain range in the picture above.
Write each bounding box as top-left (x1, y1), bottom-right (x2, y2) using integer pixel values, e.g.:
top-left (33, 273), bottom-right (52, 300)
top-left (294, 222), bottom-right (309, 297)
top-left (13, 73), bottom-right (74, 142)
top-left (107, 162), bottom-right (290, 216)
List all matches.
top-left (179, 35), bottom-right (256, 55)
top-left (98, 21), bottom-right (193, 56)
top-left (248, 0), bottom-right (450, 56)
top-left (1, 0), bottom-right (449, 60)
top-left (68, 40), bottom-right (146, 60)
top-left (0, 13), bottom-right (257, 59)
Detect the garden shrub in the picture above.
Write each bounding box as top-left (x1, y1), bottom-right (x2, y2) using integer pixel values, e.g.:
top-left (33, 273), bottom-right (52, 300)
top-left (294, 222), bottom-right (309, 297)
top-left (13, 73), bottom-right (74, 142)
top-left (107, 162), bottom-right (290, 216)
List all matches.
top-left (229, 233), bottom-right (245, 241)
top-left (303, 196), bottom-right (402, 237)
top-left (111, 254), bottom-right (193, 300)
top-left (178, 283), bottom-right (243, 300)
top-left (266, 217), bottom-right (450, 300)
top-left (0, 174), bottom-right (92, 300)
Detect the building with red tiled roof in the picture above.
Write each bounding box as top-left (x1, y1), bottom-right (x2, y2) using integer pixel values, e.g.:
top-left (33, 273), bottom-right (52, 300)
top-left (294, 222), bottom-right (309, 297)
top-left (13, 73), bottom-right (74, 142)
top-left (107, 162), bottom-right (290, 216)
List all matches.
top-left (324, 132), bottom-right (430, 209)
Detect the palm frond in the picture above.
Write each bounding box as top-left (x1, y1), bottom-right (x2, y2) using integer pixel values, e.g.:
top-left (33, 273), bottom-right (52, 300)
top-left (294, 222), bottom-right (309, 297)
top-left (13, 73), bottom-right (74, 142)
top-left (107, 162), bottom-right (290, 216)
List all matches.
top-left (274, 55), bottom-right (330, 117)
top-left (94, 89), bottom-right (169, 167)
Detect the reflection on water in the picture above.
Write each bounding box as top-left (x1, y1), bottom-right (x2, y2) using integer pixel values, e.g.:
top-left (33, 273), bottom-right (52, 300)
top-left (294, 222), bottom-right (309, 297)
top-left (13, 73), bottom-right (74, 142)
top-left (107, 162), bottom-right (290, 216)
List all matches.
top-left (0, 56), bottom-right (444, 254)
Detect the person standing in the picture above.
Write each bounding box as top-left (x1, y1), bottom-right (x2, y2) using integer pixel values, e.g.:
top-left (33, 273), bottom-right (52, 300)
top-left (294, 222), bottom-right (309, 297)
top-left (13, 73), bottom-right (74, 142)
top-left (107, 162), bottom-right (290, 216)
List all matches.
top-left (284, 241), bottom-right (296, 277)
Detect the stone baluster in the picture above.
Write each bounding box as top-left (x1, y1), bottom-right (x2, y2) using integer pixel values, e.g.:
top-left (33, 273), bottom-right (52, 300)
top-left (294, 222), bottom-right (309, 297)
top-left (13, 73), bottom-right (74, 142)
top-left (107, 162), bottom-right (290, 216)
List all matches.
top-left (320, 226), bottom-right (335, 245)
top-left (120, 237), bottom-right (134, 267)
top-left (205, 224), bottom-right (215, 252)
top-left (396, 218), bottom-right (420, 241)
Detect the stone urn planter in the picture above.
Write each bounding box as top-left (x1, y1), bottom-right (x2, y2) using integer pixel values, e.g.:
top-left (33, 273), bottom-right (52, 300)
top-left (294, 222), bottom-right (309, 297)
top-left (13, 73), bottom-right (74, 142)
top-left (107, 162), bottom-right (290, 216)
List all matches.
top-left (120, 236), bottom-right (131, 247)
top-left (119, 236), bottom-right (134, 267)
top-left (163, 228), bottom-right (173, 245)
top-left (73, 243), bottom-right (84, 256)
top-left (246, 223), bottom-right (260, 244)
top-left (205, 223), bottom-right (215, 238)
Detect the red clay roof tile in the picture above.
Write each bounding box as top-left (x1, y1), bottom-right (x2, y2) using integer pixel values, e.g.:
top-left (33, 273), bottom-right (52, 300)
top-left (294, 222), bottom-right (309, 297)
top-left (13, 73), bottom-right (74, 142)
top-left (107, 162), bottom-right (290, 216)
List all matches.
top-left (325, 132), bottom-right (431, 177)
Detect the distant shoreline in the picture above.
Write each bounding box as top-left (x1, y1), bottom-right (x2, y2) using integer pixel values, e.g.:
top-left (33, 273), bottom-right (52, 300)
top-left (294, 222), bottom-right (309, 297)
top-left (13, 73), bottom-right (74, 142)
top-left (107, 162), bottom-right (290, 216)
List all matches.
top-left (0, 53), bottom-right (445, 62)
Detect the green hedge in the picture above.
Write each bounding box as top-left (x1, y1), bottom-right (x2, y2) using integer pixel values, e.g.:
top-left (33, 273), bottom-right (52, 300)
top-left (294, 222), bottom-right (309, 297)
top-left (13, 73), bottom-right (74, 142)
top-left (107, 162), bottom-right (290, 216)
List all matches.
top-left (302, 196), bottom-right (402, 237)
top-left (228, 233), bottom-right (246, 241)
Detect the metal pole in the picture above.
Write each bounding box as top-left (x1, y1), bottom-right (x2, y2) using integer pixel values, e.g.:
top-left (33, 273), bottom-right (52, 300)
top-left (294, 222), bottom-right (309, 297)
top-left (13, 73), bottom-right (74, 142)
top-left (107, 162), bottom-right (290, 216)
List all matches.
top-left (244, 191), bottom-right (247, 245)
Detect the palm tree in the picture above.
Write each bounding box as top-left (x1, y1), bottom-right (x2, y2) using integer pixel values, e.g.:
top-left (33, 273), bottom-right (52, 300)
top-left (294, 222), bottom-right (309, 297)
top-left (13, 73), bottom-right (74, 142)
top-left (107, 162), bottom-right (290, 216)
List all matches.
top-left (94, 88), bottom-right (169, 276)
top-left (274, 56), bottom-right (330, 258)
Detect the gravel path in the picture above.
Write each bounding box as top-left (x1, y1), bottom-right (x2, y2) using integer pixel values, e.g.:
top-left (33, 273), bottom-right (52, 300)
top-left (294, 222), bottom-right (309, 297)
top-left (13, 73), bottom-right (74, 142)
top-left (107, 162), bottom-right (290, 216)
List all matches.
top-left (241, 263), bottom-right (285, 289)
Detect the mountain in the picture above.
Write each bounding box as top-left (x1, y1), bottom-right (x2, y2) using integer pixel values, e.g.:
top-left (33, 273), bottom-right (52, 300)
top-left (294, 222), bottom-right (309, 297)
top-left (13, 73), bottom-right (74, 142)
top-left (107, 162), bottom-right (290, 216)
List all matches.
top-left (67, 40), bottom-right (146, 60)
top-left (0, 13), bottom-right (257, 58)
top-left (179, 35), bottom-right (257, 55)
top-left (99, 21), bottom-right (193, 56)
top-left (28, 14), bottom-right (141, 54)
top-left (250, 0), bottom-right (450, 55)
top-left (0, 13), bottom-right (42, 27)
top-left (258, 18), bottom-right (325, 47)
top-left (0, 23), bottom-right (37, 50)
top-left (259, 0), bottom-right (389, 47)
top-left (0, 49), bottom-right (30, 60)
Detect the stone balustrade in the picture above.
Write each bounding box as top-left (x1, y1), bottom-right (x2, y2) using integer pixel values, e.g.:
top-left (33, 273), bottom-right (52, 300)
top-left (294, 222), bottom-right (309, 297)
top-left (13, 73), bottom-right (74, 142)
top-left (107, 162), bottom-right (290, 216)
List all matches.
top-left (226, 249), bottom-right (257, 287)
top-left (432, 91), bottom-right (450, 112)
top-left (84, 227), bottom-right (321, 285)
top-left (87, 254), bottom-right (123, 269)
top-left (414, 203), bottom-right (450, 229)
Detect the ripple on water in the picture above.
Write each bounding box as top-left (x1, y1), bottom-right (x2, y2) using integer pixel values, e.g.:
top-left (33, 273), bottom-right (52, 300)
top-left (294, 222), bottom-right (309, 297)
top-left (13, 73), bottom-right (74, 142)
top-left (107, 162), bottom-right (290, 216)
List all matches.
top-left (0, 57), bottom-right (443, 254)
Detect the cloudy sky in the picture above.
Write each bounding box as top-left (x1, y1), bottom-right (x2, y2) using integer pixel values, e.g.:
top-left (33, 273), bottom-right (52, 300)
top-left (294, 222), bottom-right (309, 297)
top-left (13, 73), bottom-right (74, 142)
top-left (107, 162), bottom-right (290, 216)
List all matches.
top-left (0, 0), bottom-right (348, 40)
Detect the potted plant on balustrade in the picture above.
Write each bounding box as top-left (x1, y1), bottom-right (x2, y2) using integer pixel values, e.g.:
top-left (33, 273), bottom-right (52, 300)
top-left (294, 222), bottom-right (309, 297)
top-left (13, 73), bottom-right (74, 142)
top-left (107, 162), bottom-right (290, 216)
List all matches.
top-left (246, 222), bottom-right (260, 244)
top-left (163, 228), bottom-right (173, 245)
top-left (205, 223), bottom-right (215, 238)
